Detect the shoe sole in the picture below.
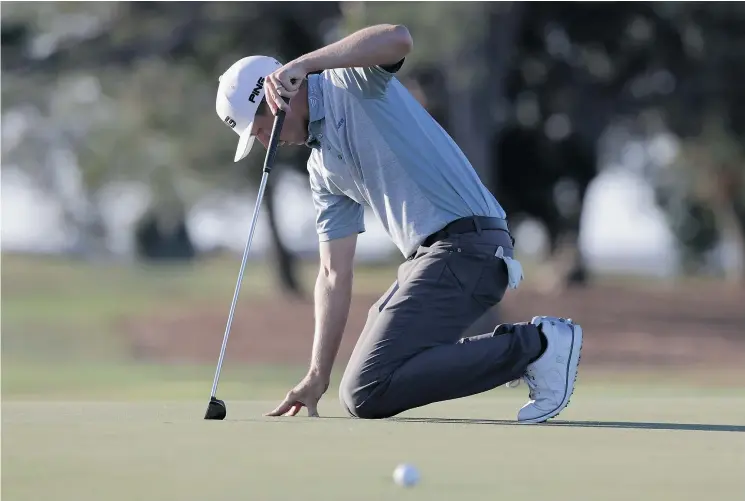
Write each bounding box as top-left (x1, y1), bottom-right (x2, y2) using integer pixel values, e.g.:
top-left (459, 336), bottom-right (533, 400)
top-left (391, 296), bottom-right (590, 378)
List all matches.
top-left (518, 320), bottom-right (583, 424)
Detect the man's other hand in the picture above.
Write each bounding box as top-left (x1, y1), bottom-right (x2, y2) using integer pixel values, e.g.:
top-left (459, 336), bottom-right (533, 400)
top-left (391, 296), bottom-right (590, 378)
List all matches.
top-left (264, 372), bottom-right (329, 417)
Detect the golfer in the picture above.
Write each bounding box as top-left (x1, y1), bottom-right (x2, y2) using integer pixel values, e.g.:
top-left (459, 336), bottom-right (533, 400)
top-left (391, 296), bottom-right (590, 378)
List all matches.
top-left (215, 24), bottom-right (583, 423)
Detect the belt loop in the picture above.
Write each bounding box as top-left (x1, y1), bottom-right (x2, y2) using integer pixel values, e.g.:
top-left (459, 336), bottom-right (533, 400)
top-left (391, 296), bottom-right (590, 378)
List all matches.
top-left (473, 216), bottom-right (482, 235)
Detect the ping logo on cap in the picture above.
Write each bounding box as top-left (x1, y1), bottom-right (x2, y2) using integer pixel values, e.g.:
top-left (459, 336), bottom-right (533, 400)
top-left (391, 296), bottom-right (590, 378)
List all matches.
top-left (248, 76), bottom-right (265, 103)
top-left (224, 116), bottom-right (237, 128)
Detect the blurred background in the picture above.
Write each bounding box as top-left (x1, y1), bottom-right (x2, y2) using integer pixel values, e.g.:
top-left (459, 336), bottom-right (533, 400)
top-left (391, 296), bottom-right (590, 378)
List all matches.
top-left (2, 2), bottom-right (744, 400)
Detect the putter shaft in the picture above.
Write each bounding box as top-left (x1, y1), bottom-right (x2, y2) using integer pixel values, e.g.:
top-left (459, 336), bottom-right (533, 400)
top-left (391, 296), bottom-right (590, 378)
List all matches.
top-left (209, 171), bottom-right (270, 398)
top-left (207, 100), bottom-right (287, 406)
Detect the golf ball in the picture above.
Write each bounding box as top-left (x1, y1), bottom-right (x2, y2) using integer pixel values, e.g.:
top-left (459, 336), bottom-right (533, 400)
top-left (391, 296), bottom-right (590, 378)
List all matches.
top-left (393, 463), bottom-right (420, 487)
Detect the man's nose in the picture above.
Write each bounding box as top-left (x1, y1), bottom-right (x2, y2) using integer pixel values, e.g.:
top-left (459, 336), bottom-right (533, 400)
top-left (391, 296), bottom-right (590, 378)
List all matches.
top-left (257, 132), bottom-right (269, 149)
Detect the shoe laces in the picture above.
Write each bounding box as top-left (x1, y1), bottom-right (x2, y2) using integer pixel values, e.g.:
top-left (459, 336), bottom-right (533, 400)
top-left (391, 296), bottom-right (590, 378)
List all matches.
top-left (524, 372), bottom-right (538, 400)
top-left (507, 372), bottom-right (539, 400)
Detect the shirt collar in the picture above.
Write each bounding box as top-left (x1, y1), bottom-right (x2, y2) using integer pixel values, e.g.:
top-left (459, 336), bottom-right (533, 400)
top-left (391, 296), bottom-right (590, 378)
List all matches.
top-left (305, 74), bottom-right (325, 149)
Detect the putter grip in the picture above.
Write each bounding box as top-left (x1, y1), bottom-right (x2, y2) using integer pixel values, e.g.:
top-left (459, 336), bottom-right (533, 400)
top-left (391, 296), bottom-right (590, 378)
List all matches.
top-left (262, 96), bottom-right (291, 174)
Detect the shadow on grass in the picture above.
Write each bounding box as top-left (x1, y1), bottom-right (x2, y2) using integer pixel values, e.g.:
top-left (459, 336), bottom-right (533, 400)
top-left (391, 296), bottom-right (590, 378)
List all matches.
top-left (235, 415), bottom-right (744, 432)
top-left (231, 414), bottom-right (743, 433)
top-left (383, 416), bottom-right (745, 433)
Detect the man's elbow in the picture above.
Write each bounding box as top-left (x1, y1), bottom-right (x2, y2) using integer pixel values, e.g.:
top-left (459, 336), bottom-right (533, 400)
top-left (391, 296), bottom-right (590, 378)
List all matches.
top-left (318, 234), bottom-right (357, 286)
top-left (391, 24), bottom-right (413, 57)
top-left (320, 265), bottom-right (354, 288)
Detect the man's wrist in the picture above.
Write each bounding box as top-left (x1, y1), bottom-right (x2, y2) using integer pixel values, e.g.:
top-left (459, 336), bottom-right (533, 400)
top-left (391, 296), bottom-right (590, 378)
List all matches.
top-left (293, 53), bottom-right (323, 75)
top-left (308, 365), bottom-right (331, 384)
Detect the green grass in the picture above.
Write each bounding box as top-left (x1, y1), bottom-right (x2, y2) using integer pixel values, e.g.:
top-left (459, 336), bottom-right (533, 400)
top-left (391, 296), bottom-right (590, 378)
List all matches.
top-left (3, 391), bottom-right (744, 501)
top-left (4, 359), bottom-right (744, 401)
top-left (1, 253), bottom-right (398, 362)
top-left (1, 361), bottom-right (309, 400)
top-left (1, 253), bottom-right (398, 304)
top-left (0, 252), bottom-right (723, 360)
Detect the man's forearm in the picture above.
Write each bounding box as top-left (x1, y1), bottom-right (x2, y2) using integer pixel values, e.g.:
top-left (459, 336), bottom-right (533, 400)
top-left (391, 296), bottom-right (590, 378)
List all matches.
top-left (296, 24), bottom-right (412, 74)
top-left (308, 270), bottom-right (353, 382)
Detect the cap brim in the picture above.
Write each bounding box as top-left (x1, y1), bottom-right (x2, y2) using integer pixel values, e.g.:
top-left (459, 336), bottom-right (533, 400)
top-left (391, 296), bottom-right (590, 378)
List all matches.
top-left (234, 123), bottom-right (256, 162)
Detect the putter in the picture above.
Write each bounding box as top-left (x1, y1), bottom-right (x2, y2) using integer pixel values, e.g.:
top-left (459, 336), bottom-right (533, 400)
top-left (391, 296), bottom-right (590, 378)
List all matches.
top-left (204, 97), bottom-right (289, 421)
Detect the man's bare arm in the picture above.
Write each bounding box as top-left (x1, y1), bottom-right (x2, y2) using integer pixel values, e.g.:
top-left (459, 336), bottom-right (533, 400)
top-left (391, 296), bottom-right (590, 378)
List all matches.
top-left (264, 24), bottom-right (412, 114)
top-left (295, 24), bottom-right (413, 74)
top-left (308, 234), bottom-right (357, 385)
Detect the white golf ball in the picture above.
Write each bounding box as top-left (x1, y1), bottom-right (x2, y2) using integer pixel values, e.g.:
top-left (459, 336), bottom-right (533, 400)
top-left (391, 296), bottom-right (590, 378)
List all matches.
top-left (393, 463), bottom-right (420, 487)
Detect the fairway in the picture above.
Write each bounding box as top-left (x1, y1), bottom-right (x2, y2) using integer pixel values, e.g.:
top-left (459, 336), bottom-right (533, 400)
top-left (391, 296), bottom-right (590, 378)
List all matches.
top-left (3, 391), bottom-right (744, 501)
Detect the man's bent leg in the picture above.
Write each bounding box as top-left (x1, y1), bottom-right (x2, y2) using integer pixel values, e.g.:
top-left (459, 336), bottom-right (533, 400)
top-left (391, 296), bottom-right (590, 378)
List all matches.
top-left (357, 324), bottom-right (542, 418)
top-left (338, 278), bottom-right (393, 416)
top-left (339, 232), bottom-right (543, 419)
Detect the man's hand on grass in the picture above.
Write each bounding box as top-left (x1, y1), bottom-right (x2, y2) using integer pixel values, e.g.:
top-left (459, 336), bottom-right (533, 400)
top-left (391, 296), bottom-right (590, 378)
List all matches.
top-left (265, 372), bottom-right (329, 417)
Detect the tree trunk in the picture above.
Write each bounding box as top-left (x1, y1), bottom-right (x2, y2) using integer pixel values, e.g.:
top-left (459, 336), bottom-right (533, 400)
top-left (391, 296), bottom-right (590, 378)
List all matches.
top-left (263, 171), bottom-right (305, 298)
top-left (716, 195), bottom-right (745, 284)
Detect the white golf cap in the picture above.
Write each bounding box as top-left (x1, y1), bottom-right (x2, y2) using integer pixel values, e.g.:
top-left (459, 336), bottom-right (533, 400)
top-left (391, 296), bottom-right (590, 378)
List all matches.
top-left (216, 55), bottom-right (283, 162)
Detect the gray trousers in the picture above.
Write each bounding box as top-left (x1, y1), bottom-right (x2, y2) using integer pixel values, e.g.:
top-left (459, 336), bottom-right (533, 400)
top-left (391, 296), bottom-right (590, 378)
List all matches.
top-left (339, 229), bottom-right (542, 419)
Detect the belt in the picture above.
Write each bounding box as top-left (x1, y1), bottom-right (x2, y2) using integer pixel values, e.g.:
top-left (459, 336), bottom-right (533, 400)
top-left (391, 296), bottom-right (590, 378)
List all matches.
top-left (422, 216), bottom-right (512, 247)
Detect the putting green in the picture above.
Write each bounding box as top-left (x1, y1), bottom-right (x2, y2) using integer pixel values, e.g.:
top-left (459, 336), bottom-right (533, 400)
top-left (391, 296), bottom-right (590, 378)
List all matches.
top-left (3, 392), bottom-right (743, 501)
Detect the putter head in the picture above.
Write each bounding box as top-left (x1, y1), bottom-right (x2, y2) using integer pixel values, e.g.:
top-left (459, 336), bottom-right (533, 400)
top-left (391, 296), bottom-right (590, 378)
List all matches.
top-left (204, 397), bottom-right (227, 420)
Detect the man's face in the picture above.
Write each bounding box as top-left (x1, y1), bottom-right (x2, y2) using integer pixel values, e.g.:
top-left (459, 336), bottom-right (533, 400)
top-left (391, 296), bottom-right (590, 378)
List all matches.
top-left (250, 100), bottom-right (307, 149)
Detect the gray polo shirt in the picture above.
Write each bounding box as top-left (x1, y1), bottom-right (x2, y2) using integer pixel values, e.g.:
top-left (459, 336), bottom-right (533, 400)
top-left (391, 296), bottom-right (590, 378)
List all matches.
top-left (305, 62), bottom-right (506, 259)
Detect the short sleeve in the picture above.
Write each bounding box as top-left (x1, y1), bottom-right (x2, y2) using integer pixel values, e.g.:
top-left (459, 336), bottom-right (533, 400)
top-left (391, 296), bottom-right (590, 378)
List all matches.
top-left (307, 157), bottom-right (365, 242)
top-left (329, 58), bottom-right (405, 99)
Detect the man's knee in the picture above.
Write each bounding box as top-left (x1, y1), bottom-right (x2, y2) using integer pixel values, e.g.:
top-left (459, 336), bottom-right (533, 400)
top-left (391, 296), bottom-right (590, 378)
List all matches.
top-left (338, 377), bottom-right (358, 417)
top-left (339, 372), bottom-right (391, 420)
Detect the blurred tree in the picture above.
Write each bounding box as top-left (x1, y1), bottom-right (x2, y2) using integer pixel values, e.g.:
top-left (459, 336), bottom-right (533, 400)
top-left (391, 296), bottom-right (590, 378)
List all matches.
top-left (2, 2), bottom-right (340, 283)
top-left (655, 116), bottom-right (745, 279)
top-left (630, 4), bottom-right (745, 280)
top-left (4, 2), bottom-right (744, 285)
top-left (397, 2), bottom-right (745, 285)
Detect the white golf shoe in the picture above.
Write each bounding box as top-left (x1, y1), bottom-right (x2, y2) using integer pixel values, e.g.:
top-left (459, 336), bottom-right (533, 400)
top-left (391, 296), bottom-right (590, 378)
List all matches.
top-left (516, 316), bottom-right (583, 424)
